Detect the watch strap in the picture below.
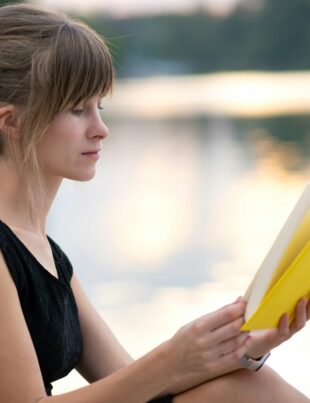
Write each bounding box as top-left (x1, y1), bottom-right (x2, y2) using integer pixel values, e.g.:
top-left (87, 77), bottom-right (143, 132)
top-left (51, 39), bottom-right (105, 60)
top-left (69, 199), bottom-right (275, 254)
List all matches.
top-left (240, 352), bottom-right (271, 371)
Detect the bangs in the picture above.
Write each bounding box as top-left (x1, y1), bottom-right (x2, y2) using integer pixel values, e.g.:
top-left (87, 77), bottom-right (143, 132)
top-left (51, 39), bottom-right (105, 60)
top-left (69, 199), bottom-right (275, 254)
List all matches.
top-left (48, 20), bottom-right (114, 110)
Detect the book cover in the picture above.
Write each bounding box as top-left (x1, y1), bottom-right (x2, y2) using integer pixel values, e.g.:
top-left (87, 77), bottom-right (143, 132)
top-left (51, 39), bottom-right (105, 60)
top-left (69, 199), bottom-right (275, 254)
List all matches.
top-left (242, 183), bottom-right (310, 331)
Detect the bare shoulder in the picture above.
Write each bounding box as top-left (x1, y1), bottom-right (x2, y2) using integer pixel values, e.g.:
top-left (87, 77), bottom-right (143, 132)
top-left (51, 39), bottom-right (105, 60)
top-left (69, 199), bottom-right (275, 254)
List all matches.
top-left (0, 251), bottom-right (46, 403)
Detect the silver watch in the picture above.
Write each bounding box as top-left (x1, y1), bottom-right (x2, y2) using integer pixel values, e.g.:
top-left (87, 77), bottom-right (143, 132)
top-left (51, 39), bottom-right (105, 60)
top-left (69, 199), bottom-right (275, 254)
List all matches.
top-left (240, 352), bottom-right (271, 371)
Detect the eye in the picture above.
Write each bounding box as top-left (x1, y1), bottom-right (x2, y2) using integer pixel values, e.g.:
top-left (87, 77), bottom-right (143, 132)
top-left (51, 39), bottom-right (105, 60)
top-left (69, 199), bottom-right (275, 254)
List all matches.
top-left (98, 105), bottom-right (104, 111)
top-left (71, 108), bottom-right (85, 116)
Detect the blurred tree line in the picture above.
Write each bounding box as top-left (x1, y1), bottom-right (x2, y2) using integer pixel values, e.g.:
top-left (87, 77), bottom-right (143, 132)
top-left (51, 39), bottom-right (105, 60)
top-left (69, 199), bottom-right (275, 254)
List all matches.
top-left (82, 0), bottom-right (310, 78)
top-left (0, 0), bottom-right (22, 4)
top-left (0, 0), bottom-right (309, 78)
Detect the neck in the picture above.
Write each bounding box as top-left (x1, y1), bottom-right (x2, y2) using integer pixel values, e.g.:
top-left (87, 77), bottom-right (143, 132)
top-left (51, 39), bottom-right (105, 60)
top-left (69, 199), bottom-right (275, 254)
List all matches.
top-left (0, 158), bottom-right (62, 235)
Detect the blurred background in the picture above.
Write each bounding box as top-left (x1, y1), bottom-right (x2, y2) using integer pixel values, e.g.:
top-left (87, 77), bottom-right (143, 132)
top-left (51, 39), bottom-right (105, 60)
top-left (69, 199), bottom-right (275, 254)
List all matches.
top-left (3, 0), bottom-right (310, 397)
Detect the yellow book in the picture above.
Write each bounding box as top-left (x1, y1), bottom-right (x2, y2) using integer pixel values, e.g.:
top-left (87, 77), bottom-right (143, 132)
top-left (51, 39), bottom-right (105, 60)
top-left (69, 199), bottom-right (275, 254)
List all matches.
top-left (242, 183), bottom-right (310, 331)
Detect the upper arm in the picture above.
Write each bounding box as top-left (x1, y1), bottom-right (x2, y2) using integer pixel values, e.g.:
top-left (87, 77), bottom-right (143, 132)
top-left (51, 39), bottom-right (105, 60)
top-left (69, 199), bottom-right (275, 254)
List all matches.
top-left (0, 251), bottom-right (47, 403)
top-left (71, 274), bottom-right (133, 383)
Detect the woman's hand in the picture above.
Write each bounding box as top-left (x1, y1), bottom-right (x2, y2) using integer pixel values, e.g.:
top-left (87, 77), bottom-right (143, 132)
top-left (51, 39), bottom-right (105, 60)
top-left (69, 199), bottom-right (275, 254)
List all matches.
top-left (245, 298), bottom-right (310, 359)
top-left (165, 300), bottom-right (251, 385)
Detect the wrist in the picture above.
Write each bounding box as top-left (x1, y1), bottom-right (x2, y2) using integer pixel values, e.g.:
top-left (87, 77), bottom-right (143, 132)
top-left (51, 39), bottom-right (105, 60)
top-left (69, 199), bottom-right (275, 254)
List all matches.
top-left (158, 339), bottom-right (181, 386)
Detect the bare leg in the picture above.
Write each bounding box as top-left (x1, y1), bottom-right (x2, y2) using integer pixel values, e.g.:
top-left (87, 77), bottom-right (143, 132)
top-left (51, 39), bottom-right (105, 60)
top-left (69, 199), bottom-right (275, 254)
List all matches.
top-left (174, 366), bottom-right (309, 403)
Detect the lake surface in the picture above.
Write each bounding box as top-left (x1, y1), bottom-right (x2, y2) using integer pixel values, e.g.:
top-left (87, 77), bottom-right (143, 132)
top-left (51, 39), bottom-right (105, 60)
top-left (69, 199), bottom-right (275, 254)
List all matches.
top-left (50, 72), bottom-right (310, 397)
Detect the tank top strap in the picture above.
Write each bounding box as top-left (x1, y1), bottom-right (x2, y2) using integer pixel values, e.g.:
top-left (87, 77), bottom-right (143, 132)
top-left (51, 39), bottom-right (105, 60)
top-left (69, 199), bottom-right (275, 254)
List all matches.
top-left (0, 220), bottom-right (30, 293)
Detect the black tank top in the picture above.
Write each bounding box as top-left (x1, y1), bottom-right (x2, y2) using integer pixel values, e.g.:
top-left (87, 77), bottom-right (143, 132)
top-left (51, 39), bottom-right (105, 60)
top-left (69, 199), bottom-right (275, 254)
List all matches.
top-left (0, 220), bottom-right (83, 396)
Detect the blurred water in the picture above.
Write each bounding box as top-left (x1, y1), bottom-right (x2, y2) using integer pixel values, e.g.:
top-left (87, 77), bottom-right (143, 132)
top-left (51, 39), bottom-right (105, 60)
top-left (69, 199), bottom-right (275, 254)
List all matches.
top-left (48, 76), bottom-right (310, 397)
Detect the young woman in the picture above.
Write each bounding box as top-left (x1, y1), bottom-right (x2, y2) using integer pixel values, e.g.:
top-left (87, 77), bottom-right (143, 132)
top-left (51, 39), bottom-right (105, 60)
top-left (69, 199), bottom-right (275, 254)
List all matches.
top-left (0, 3), bottom-right (309, 403)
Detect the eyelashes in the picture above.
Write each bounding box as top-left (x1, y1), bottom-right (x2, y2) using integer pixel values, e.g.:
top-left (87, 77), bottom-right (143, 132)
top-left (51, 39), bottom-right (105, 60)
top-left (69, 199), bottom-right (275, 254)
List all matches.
top-left (71, 105), bottom-right (104, 115)
top-left (71, 108), bottom-right (84, 116)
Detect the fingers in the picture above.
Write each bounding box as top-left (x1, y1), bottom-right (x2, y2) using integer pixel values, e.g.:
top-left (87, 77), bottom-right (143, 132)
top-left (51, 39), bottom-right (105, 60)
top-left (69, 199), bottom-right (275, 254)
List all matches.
top-left (212, 334), bottom-right (252, 370)
top-left (196, 321), bottom-right (248, 359)
top-left (197, 300), bottom-right (246, 333)
top-left (189, 327), bottom-right (250, 372)
top-left (277, 313), bottom-right (290, 340)
top-left (289, 298), bottom-right (308, 334)
top-left (277, 298), bottom-right (308, 340)
top-left (217, 332), bottom-right (249, 357)
top-left (193, 305), bottom-right (249, 359)
top-left (245, 299), bottom-right (309, 360)
top-left (209, 316), bottom-right (246, 346)
top-left (306, 298), bottom-right (310, 320)
top-left (169, 299), bottom-right (251, 377)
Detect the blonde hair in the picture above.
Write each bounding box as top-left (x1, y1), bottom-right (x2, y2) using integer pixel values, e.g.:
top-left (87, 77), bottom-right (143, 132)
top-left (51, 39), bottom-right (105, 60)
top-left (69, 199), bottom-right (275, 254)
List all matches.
top-left (0, 3), bottom-right (114, 220)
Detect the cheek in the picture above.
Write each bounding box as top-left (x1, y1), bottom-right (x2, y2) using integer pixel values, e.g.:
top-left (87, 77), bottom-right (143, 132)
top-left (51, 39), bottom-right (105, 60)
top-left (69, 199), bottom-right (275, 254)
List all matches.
top-left (37, 137), bottom-right (66, 170)
top-left (40, 129), bottom-right (75, 155)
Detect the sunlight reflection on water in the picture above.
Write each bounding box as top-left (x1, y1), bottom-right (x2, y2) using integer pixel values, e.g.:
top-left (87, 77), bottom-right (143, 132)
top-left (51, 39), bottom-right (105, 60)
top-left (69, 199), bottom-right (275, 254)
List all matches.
top-left (108, 72), bottom-right (310, 119)
top-left (49, 74), bottom-right (310, 397)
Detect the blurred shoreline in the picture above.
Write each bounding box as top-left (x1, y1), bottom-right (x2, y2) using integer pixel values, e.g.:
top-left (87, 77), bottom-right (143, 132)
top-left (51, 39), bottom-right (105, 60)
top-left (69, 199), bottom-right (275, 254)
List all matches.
top-left (107, 71), bottom-right (310, 119)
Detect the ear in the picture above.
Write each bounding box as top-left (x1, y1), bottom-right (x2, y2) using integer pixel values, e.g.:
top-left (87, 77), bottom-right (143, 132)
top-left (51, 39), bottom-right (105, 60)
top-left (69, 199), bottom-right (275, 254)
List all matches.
top-left (0, 104), bottom-right (21, 139)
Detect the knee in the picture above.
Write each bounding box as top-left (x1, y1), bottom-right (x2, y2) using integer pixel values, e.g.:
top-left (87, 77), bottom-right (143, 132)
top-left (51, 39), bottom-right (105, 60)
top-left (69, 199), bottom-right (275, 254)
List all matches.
top-left (175, 366), bottom-right (281, 403)
top-left (215, 365), bottom-right (280, 392)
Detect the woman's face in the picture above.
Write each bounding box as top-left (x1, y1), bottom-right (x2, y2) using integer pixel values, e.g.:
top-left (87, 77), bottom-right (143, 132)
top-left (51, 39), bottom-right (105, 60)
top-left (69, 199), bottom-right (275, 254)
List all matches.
top-left (37, 95), bottom-right (108, 182)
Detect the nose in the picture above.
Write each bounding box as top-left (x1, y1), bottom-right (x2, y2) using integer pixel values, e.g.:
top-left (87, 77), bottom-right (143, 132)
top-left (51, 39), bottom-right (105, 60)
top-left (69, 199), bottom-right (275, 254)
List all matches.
top-left (88, 116), bottom-right (109, 141)
top-left (97, 120), bottom-right (109, 140)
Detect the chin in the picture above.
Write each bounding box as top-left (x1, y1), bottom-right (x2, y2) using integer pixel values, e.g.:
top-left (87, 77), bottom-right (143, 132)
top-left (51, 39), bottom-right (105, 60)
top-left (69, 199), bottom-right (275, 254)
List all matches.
top-left (67, 170), bottom-right (96, 182)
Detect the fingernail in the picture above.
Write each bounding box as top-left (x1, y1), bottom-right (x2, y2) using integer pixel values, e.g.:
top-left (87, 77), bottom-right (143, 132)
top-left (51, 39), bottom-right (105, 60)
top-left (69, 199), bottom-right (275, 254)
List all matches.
top-left (235, 296), bottom-right (244, 303)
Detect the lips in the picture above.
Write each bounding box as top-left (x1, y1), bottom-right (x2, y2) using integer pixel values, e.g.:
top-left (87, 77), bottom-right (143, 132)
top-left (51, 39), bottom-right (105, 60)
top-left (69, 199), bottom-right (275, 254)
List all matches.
top-left (81, 149), bottom-right (101, 161)
top-left (82, 149), bottom-right (100, 154)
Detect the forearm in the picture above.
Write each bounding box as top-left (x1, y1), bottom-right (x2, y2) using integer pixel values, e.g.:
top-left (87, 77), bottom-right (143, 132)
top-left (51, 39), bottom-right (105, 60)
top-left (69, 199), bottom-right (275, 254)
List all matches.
top-left (39, 342), bottom-right (175, 403)
top-left (76, 343), bottom-right (134, 383)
